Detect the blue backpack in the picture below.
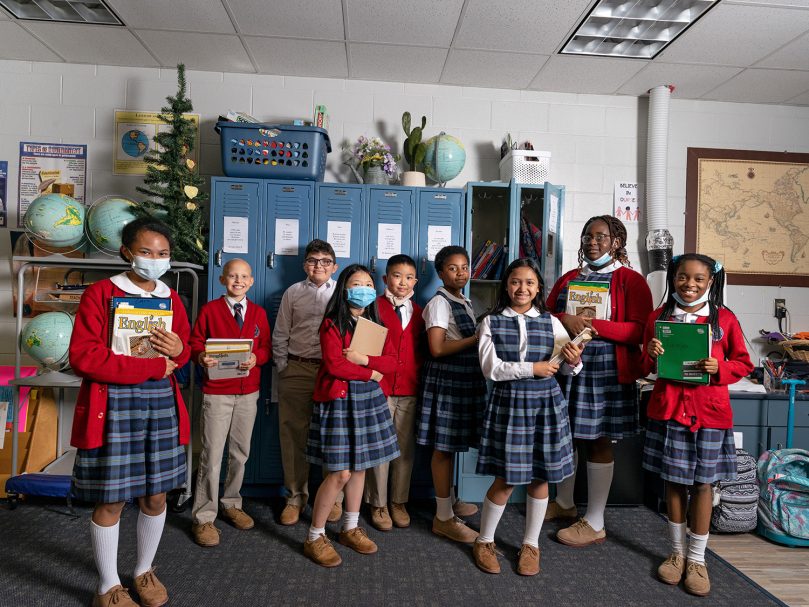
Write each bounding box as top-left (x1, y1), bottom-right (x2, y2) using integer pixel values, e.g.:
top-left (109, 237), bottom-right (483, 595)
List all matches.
top-left (757, 448), bottom-right (809, 540)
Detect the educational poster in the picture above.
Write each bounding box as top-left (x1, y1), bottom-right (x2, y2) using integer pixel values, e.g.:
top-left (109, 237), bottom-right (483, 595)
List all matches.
top-left (0, 160), bottom-right (7, 227)
top-left (614, 182), bottom-right (642, 223)
top-left (17, 142), bottom-right (87, 228)
top-left (113, 110), bottom-right (200, 175)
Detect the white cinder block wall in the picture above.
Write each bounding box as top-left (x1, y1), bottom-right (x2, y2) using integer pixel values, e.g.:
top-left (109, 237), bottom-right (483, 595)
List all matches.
top-left (2, 60), bottom-right (809, 367)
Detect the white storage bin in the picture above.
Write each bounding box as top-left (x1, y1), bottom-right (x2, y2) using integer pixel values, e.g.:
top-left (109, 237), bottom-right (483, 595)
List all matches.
top-left (499, 149), bottom-right (551, 184)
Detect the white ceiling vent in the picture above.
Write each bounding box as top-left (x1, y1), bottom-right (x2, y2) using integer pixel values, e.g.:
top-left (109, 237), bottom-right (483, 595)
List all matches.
top-left (0, 0), bottom-right (121, 25)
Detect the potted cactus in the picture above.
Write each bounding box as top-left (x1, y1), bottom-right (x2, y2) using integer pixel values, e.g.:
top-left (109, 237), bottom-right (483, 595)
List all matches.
top-left (401, 111), bottom-right (427, 187)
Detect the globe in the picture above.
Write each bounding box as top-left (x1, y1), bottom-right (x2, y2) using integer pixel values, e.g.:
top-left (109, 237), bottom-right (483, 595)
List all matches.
top-left (121, 129), bottom-right (150, 158)
top-left (20, 311), bottom-right (74, 370)
top-left (423, 133), bottom-right (466, 184)
top-left (23, 193), bottom-right (86, 249)
top-left (86, 196), bottom-right (137, 255)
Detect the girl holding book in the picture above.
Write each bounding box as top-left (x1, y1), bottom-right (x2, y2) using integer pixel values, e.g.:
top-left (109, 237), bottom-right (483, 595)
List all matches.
top-left (642, 253), bottom-right (752, 597)
top-left (69, 218), bottom-right (191, 607)
top-left (545, 216), bottom-right (653, 546)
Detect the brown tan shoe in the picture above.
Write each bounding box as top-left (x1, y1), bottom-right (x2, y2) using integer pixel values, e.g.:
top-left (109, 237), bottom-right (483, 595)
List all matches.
top-left (133, 568), bottom-right (168, 607)
top-left (370, 506), bottom-right (393, 531)
top-left (390, 502), bottom-right (410, 528)
top-left (684, 560), bottom-right (711, 596)
top-left (517, 544), bottom-right (541, 576)
top-left (557, 518), bottom-right (607, 547)
top-left (453, 499), bottom-right (479, 517)
top-left (328, 500), bottom-right (343, 523)
top-left (280, 503), bottom-right (301, 526)
top-left (191, 521), bottom-right (220, 547)
top-left (92, 585), bottom-right (137, 607)
top-left (221, 507), bottom-right (254, 530)
top-left (472, 540), bottom-right (501, 574)
top-left (544, 500), bottom-right (578, 521)
top-left (304, 534), bottom-right (342, 568)
top-left (657, 553), bottom-right (687, 585)
top-left (432, 516), bottom-right (479, 544)
top-left (339, 527), bottom-right (378, 554)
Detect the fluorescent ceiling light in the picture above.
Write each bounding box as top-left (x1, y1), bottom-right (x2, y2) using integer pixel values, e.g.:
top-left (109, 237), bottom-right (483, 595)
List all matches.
top-left (561, 0), bottom-right (720, 59)
top-left (0, 0), bottom-right (122, 24)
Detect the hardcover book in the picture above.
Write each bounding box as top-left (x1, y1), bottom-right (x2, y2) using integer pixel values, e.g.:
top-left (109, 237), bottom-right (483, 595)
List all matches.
top-left (655, 320), bottom-right (712, 385)
top-left (205, 338), bottom-right (253, 380)
top-left (565, 281), bottom-right (610, 321)
top-left (110, 297), bottom-right (173, 359)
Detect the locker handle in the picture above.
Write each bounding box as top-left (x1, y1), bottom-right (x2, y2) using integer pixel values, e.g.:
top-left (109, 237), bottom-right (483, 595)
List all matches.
top-left (421, 256), bottom-right (427, 275)
top-left (370, 256), bottom-right (377, 273)
top-left (267, 252), bottom-right (275, 269)
top-left (215, 249), bottom-right (223, 267)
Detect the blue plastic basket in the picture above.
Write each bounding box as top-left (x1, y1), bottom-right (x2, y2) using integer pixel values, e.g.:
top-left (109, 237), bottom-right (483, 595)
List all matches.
top-left (216, 122), bottom-right (331, 181)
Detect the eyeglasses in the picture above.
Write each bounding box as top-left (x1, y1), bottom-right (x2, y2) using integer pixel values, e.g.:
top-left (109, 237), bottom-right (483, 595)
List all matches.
top-left (581, 234), bottom-right (612, 245)
top-left (304, 258), bottom-right (334, 267)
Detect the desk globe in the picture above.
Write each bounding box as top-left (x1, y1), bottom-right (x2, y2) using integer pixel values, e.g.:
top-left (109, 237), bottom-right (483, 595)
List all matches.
top-left (423, 133), bottom-right (466, 185)
top-left (20, 311), bottom-right (73, 370)
top-left (86, 196), bottom-right (137, 255)
top-left (23, 193), bottom-right (86, 250)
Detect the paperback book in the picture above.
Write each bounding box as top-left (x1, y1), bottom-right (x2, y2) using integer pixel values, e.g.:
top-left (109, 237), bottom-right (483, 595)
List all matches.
top-left (205, 338), bottom-right (253, 380)
top-left (110, 297), bottom-right (173, 359)
top-left (655, 320), bottom-right (712, 385)
top-left (565, 281), bottom-right (610, 321)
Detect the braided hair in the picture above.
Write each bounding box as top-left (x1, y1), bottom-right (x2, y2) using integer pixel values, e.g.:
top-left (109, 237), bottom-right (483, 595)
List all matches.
top-left (657, 253), bottom-right (726, 340)
top-left (577, 215), bottom-right (631, 268)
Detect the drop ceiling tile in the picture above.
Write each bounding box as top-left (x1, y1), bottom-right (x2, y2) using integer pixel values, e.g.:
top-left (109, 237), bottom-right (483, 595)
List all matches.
top-left (0, 22), bottom-right (62, 62)
top-left (758, 32), bottom-right (809, 69)
top-left (136, 30), bottom-right (252, 72)
top-left (24, 23), bottom-right (156, 66)
top-left (530, 56), bottom-right (645, 95)
top-left (105, 0), bottom-right (235, 33)
top-left (786, 89), bottom-right (809, 106)
top-left (442, 49), bottom-right (546, 89)
top-left (227, 0), bottom-right (344, 39)
top-left (703, 68), bottom-right (809, 104)
top-left (0, 7), bottom-right (8, 19)
top-left (619, 63), bottom-right (743, 99)
top-left (245, 37), bottom-right (347, 78)
top-left (726, 0), bottom-right (809, 6)
top-left (349, 43), bottom-right (445, 83)
top-left (454, 0), bottom-right (592, 54)
top-left (660, 4), bottom-right (809, 66)
top-left (345, 0), bottom-right (463, 46)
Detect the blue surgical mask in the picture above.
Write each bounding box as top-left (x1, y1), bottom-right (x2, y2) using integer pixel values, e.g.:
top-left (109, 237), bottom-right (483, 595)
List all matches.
top-left (346, 286), bottom-right (377, 309)
top-left (672, 290), bottom-right (710, 308)
top-left (130, 253), bottom-right (171, 281)
top-left (587, 251), bottom-right (613, 268)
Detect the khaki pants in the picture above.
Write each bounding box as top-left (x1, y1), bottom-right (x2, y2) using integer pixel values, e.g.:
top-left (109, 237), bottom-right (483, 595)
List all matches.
top-left (364, 395), bottom-right (417, 507)
top-left (192, 391), bottom-right (259, 524)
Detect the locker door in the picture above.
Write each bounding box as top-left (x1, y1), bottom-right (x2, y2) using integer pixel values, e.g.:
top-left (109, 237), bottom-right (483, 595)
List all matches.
top-left (315, 184), bottom-right (365, 269)
top-left (415, 188), bottom-right (463, 307)
top-left (367, 186), bottom-right (415, 292)
top-left (542, 182), bottom-right (565, 291)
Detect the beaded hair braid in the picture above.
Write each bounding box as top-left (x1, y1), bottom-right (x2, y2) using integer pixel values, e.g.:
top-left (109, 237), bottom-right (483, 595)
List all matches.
top-left (577, 215), bottom-right (632, 269)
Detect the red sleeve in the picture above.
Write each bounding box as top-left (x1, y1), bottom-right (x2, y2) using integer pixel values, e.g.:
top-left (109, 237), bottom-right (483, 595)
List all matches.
top-left (170, 290), bottom-right (191, 367)
top-left (255, 310), bottom-right (272, 367)
top-left (712, 312), bottom-right (754, 386)
top-left (367, 330), bottom-right (397, 375)
top-left (319, 321), bottom-right (373, 382)
top-left (590, 269), bottom-right (653, 345)
top-left (188, 303), bottom-right (209, 365)
top-left (639, 309), bottom-right (660, 377)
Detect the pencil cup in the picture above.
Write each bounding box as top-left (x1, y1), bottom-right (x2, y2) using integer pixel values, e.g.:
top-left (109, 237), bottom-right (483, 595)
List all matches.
top-left (764, 369), bottom-right (786, 393)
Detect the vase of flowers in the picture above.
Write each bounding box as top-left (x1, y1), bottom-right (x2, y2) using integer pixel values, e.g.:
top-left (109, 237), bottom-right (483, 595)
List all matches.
top-left (343, 136), bottom-right (399, 184)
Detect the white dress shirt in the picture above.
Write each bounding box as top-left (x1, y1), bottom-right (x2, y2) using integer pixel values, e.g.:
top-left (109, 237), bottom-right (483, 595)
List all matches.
top-left (110, 272), bottom-right (170, 298)
top-left (422, 287), bottom-right (475, 341)
top-left (224, 295), bottom-right (248, 318)
top-left (392, 299), bottom-right (413, 330)
top-left (670, 303), bottom-right (710, 324)
top-left (576, 260), bottom-right (623, 321)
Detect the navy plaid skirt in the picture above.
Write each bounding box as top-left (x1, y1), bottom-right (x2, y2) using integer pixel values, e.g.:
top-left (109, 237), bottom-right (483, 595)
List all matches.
top-left (642, 419), bottom-right (737, 485)
top-left (561, 339), bottom-right (637, 440)
top-left (72, 378), bottom-right (186, 504)
top-left (477, 378), bottom-right (575, 485)
top-left (417, 353), bottom-right (487, 453)
top-left (307, 380), bottom-right (400, 472)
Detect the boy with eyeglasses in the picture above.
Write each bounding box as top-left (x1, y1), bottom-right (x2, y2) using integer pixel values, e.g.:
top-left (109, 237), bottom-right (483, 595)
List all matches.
top-left (273, 239), bottom-right (343, 525)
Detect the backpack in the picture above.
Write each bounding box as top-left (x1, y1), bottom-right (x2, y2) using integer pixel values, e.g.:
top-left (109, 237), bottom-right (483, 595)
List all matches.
top-left (757, 448), bottom-right (809, 540)
top-left (711, 448), bottom-right (758, 533)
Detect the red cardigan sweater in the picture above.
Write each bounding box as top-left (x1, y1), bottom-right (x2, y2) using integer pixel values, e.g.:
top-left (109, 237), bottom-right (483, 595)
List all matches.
top-left (69, 279), bottom-right (191, 450)
top-left (640, 307), bottom-right (753, 431)
top-left (312, 318), bottom-right (397, 402)
top-left (547, 265), bottom-right (653, 384)
top-left (376, 295), bottom-right (425, 397)
top-left (189, 297), bottom-right (272, 395)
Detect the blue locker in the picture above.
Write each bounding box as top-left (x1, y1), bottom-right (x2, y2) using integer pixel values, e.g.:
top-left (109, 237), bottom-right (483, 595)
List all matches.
top-left (315, 184), bottom-right (366, 270)
top-left (414, 188), bottom-right (464, 307)
top-left (515, 181), bottom-right (565, 293)
top-left (366, 186), bottom-right (416, 292)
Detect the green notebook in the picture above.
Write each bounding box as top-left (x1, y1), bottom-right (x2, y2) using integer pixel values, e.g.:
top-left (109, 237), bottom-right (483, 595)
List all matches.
top-left (655, 320), bottom-right (712, 385)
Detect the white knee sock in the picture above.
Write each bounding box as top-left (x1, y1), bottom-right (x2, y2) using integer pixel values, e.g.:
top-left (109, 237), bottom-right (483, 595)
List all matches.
top-left (555, 450), bottom-right (577, 509)
top-left (583, 461), bottom-right (614, 532)
top-left (90, 520), bottom-right (121, 595)
top-left (341, 511), bottom-right (360, 532)
top-left (523, 496), bottom-right (549, 548)
top-left (687, 531), bottom-right (709, 565)
top-left (134, 507), bottom-right (166, 578)
top-left (436, 496), bottom-right (454, 521)
top-left (477, 498), bottom-right (506, 544)
top-left (668, 520), bottom-right (687, 556)
top-left (308, 525), bottom-right (325, 542)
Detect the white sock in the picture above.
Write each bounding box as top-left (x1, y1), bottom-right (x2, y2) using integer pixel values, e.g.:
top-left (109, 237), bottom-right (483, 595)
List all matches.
top-left (134, 507), bottom-right (166, 578)
top-left (687, 531), bottom-right (709, 565)
top-left (668, 520), bottom-right (687, 556)
top-left (436, 496), bottom-right (454, 521)
top-left (90, 520), bottom-right (121, 595)
top-left (308, 525), bottom-right (325, 542)
top-left (523, 496), bottom-right (549, 548)
top-left (583, 461), bottom-right (614, 532)
top-left (555, 450), bottom-right (577, 509)
top-left (477, 498), bottom-right (506, 544)
top-left (341, 511), bottom-right (360, 532)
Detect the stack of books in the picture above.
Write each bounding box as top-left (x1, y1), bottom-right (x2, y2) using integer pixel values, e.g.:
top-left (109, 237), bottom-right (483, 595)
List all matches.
top-left (205, 339), bottom-right (253, 380)
top-left (471, 240), bottom-right (507, 280)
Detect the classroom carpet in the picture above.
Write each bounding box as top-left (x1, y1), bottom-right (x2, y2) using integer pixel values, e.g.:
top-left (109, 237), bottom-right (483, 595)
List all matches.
top-left (0, 498), bottom-right (785, 607)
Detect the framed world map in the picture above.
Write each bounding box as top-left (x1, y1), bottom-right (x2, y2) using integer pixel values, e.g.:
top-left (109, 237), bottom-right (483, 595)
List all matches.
top-left (685, 147), bottom-right (809, 287)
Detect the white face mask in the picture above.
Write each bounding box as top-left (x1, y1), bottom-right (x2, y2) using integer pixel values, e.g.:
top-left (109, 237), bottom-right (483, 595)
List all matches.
top-left (588, 251), bottom-right (613, 268)
top-left (129, 251), bottom-right (171, 280)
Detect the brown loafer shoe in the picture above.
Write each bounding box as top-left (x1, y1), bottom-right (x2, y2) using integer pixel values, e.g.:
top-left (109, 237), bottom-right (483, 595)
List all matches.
top-left (657, 553), bottom-right (687, 585)
top-left (280, 503), bottom-right (301, 526)
top-left (133, 568), bottom-right (168, 607)
top-left (191, 521), bottom-right (220, 547)
top-left (544, 500), bottom-right (578, 521)
top-left (453, 499), bottom-right (479, 517)
top-left (93, 585), bottom-right (138, 607)
top-left (221, 507), bottom-right (254, 530)
top-left (339, 527), bottom-right (378, 554)
top-left (304, 534), bottom-right (342, 568)
top-left (472, 540), bottom-right (501, 574)
top-left (557, 518), bottom-right (607, 547)
top-left (517, 544), bottom-right (541, 576)
top-left (328, 500), bottom-right (343, 523)
top-left (370, 506), bottom-right (393, 531)
top-left (684, 560), bottom-right (711, 596)
top-left (432, 516), bottom-right (479, 544)
top-left (390, 502), bottom-right (410, 528)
